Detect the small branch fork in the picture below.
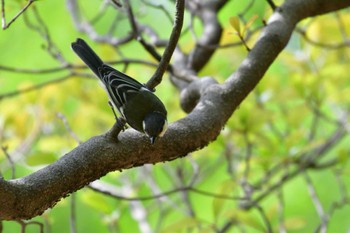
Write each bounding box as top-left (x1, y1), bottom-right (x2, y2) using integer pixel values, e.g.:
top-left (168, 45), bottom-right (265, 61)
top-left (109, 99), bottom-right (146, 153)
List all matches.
top-left (123, 0), bottom-right (185, 90)
top-left (1, 0), bottom-right (35, 30)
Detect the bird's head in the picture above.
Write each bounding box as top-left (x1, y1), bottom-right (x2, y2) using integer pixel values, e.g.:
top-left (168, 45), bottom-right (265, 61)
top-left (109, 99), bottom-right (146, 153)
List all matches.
top-left (143, 112), bottom-right (168, 144)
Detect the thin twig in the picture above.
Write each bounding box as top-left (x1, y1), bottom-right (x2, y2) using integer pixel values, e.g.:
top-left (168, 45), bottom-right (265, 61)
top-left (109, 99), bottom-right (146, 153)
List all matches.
top-left (70, 194), bottom-right (77, 233)
top-left (56, 113), bottom-right (82, 144)
top-left (255, 204), bottom-right (273, 233)
top-left (89, 181), bottom-right (245, 201)
top-left (16, 220), bottom-right (44, 233)
top-left (240, 130), bottom-right (253, 198)
top-left (244, 124), bottom-right (348, 210)
top-left (66, 0), bottom-right (133, 46)
top-left (1, 145), bottom-right (15, 179)
top-left (146, 0), bottom-right (185, 90)
top-left (0, 74), bottom-right (74, 101)
top-left (23, 6), bottom-right (67, 64)
top-left (141, 0), bottom-right (173, 24)
top-left (1, 0), bottom-right (5, 28)
top-left (265, 0), bottom-right (277, 10)
top-left (277, 188), bottom-right (287, 233)
top-left (0, 59), bottom-right (158, 74)
top-left (2, 0), bottom-right (35, 30)
top-left (296, 27), bottom-right (350, 49)
top-left (124, 0), bottom-right (162, 62)
top-left (335, 12), bottom-right (349, 39)
top-left (177, 163), bottom-right (196, 217)
top-left (313, 169), bottom-right (350, 232)
top-left (0, 64), bottom-right (71, 74)
top-left (304, 172), bottom-right (327, 233)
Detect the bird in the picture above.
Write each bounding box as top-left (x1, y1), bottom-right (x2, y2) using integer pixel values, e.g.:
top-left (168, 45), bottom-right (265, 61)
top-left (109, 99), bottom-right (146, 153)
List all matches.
top-left (71, 38), bottom-right (168, 144)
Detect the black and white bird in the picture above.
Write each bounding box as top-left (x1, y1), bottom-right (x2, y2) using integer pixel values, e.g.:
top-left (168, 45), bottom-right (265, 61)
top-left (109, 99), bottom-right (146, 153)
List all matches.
top-left (71, 38), bottom-right (168, 144)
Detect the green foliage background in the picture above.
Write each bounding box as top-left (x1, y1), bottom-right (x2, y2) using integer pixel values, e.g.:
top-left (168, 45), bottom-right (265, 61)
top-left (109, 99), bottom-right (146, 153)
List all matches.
top-left (0, 0), bottom-right (349, 232)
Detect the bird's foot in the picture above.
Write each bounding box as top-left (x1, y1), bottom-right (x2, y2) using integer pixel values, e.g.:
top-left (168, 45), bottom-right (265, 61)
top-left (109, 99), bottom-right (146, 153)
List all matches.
top-left (108, 101), bottom-right (118, 120)
top-left (107, 117), bottom-right (126, 140)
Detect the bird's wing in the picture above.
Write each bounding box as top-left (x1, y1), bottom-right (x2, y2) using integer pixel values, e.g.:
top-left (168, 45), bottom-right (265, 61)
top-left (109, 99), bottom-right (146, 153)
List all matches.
top-left (98, 64), bottom-right (149, 116)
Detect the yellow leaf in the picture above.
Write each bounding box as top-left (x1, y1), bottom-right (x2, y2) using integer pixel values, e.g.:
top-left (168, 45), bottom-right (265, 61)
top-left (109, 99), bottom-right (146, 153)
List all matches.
top-left (161, 217), bottom-right (199, 233)
top-left (229, 16), bottom-right (241, 34)
top-left (285, 216), bottom-right (307, 230)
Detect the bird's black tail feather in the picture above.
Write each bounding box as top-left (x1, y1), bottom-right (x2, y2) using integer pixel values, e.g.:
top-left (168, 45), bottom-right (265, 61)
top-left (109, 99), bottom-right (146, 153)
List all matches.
top-left (71, 38), bottom-right (104, 78)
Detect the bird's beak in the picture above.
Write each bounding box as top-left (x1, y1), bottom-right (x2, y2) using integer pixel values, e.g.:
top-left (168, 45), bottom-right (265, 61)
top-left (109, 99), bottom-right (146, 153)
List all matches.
top-left (150, 136), bottom-right (156, 144)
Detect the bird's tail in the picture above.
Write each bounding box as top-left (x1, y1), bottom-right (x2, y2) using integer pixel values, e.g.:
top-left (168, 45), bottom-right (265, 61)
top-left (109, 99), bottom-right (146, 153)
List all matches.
top-left (71, 38), bottom-right (104, 78)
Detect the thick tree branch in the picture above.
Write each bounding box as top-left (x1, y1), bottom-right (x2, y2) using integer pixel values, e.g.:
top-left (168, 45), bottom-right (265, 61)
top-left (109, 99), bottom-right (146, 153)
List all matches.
top-left (1, 0), bottom-right (350, 220)
top-left (186, 1), bottom-right (226, 72)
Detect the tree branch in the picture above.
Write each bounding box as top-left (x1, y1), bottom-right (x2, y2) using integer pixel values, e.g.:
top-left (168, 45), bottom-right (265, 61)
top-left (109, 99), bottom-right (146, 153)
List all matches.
top-left (1, 0), bottom-right (35, 30)
top-left (1, 0), bottom-right (350, 220)
top-left (146, 0), bottom-right (185, 90)
top-left (186, 1), bottom-right (226, 72)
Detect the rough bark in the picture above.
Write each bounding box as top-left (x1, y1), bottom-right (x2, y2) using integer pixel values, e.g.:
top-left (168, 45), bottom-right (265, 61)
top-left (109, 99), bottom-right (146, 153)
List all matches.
top-left (1, 0), bottom-right (349, 220)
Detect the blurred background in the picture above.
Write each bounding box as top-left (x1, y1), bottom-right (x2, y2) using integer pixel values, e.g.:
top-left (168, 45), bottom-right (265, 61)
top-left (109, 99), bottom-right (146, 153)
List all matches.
top-left (0, 0), bottom-right (350, 232)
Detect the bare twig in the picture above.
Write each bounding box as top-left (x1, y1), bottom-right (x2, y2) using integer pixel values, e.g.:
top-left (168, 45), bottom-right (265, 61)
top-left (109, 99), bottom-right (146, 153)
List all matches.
top-left (56, 113), bottom-right (82, 144)
top-left (334, 12), bottom-right (349, 39)
top-left (177, 163), bottom-right (196, 217)
top-left (16, 220), bottom-right (44, 233)
top-left (277, 189), bottom-right (287, 233)
top-left (0, 74), bottom-right (74, 101)
top-left (89, 180), bottom-right (244, 201)
top-left (70, 194), bottom-right (77, 233)
top-left (0, 64), bottom-right (71, 74)
top-left (124, 0), bottom-right (162, 62)
top-left (66, 0), bottom-right (133, 46)
top-left (304, 172), bottom-right (327, 233)
top-left (240, 130), bottom-right (253, 198)
top-left (1, 0), bottom-right (35, 30)
top-left (0, 59), bottom-right (157, 75)
top-left (244, 124), bottom-right (348, 210)
top-left (23, 6), bottom-right (67, 64)
top-left (1, 145), bottom-right (15, 179)
top-left (141, 0), bottom-right (173, 24)
top-left (313, 169), bottom-right (350, 232)
top-left (296, 27), bottom-right (350, 49)
top-left (255, 204), bottom-right (273, 233)
top-left (146, 0), bottom-right (185, 90)
top-left (265, 0), bottom-right (277, 10)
